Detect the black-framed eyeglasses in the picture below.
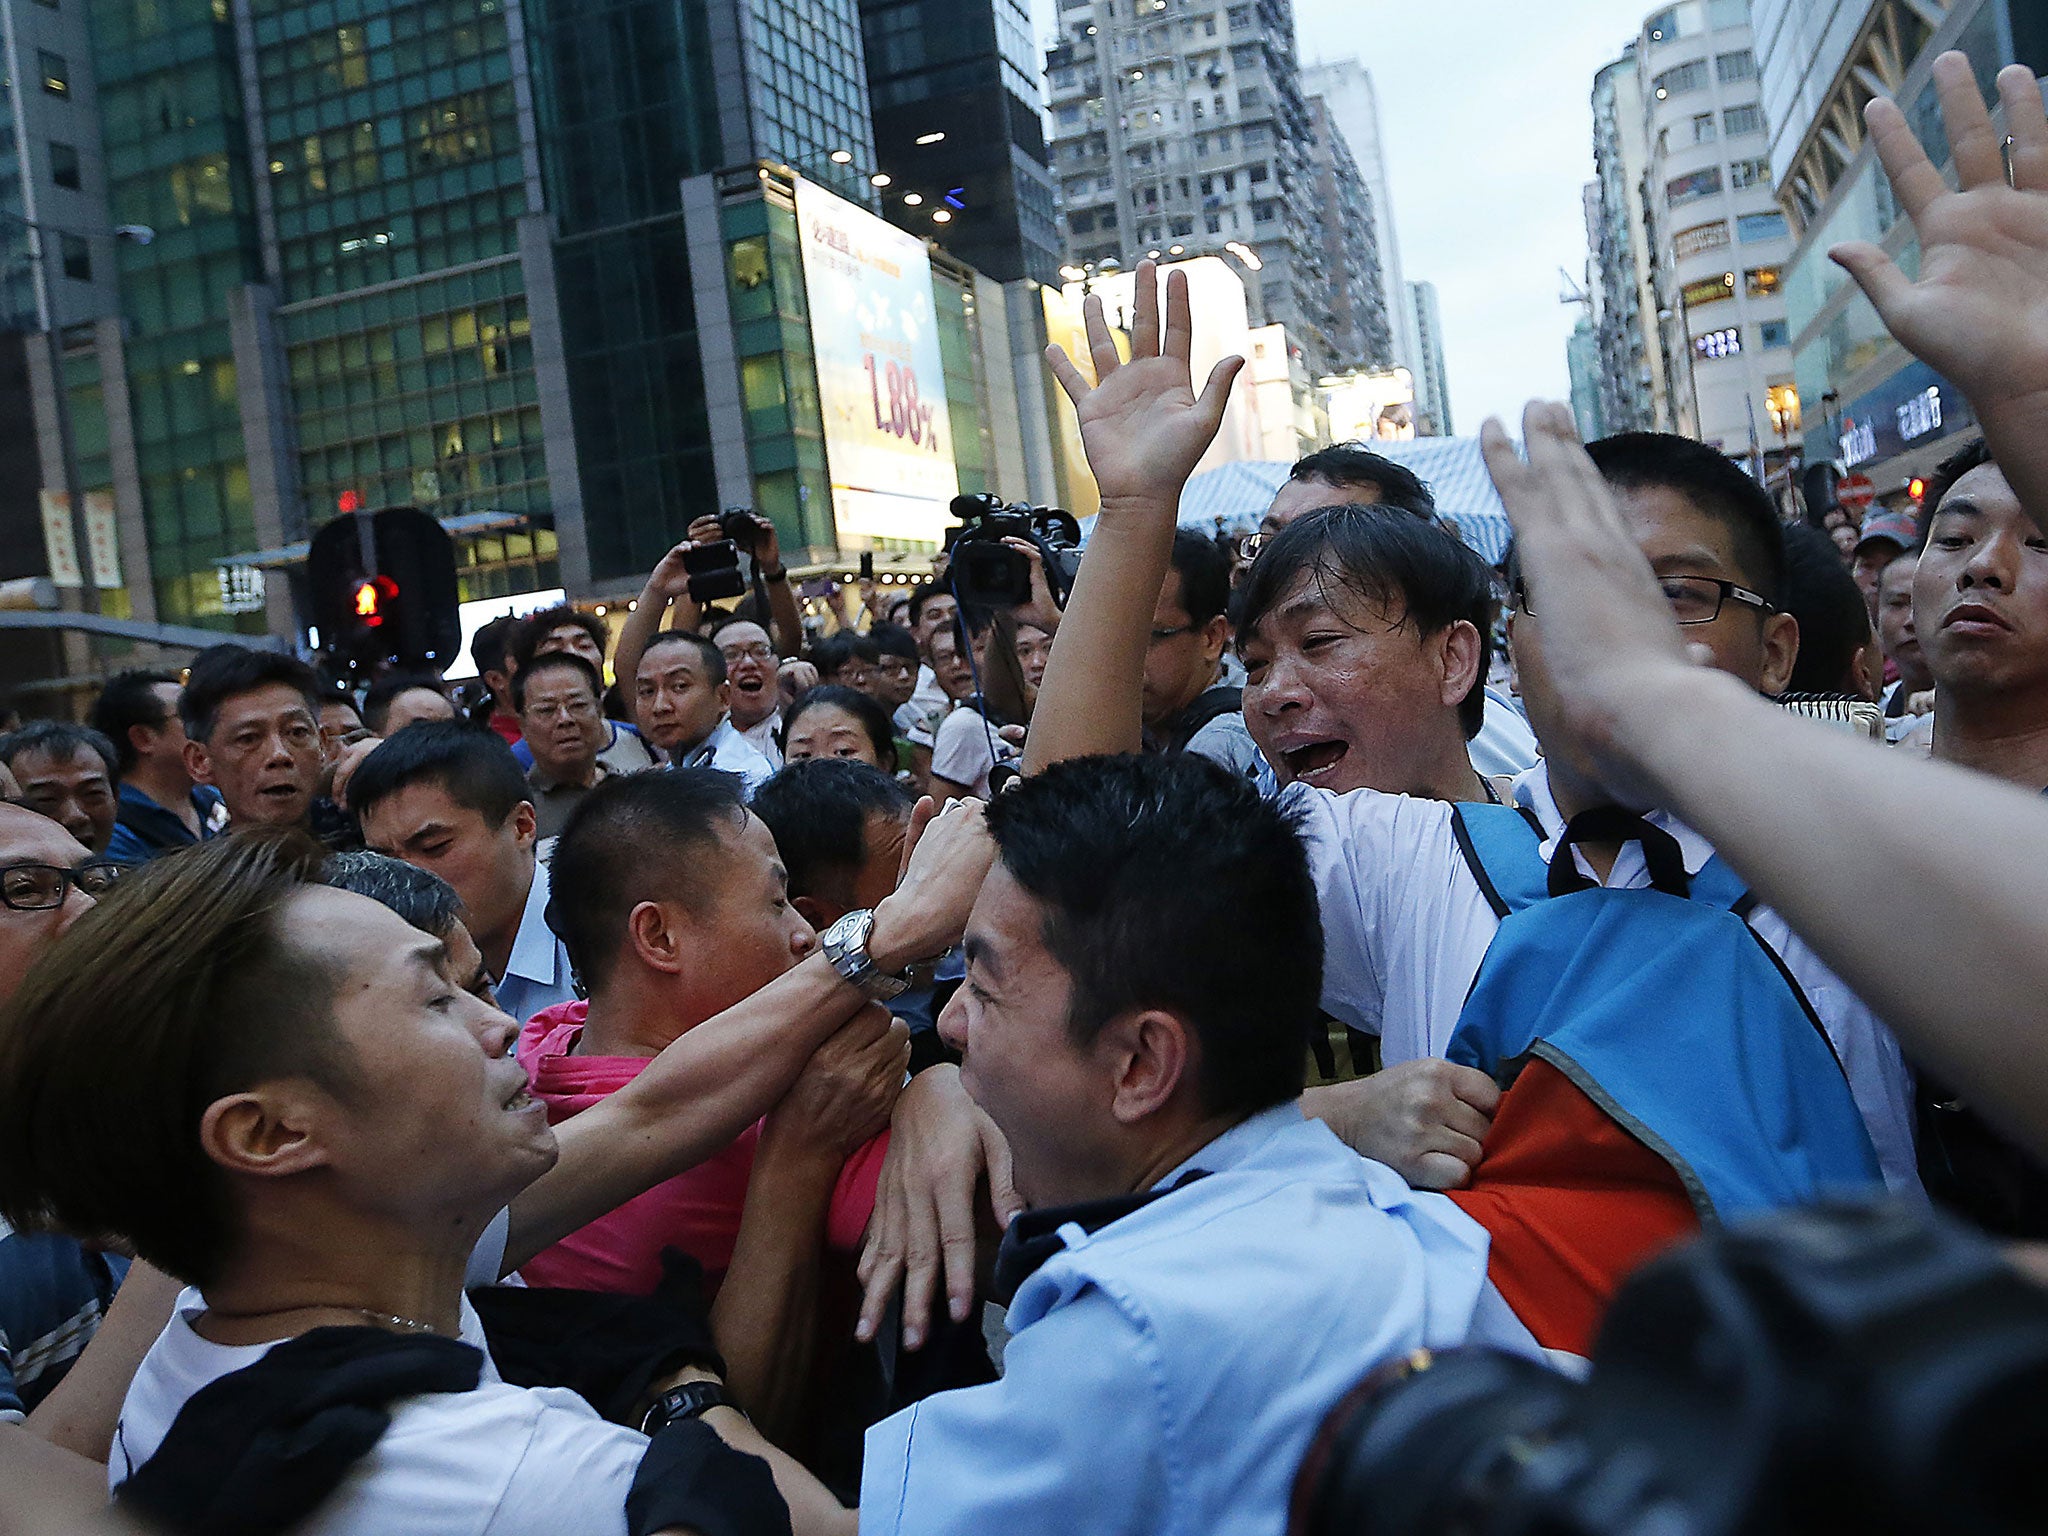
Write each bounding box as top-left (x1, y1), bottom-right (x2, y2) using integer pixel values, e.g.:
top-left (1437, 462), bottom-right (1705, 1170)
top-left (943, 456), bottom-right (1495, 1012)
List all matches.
top-left (0, 860), bottom-right (125, 912)
top-left (1516, 575), bottom-right (1773, 626)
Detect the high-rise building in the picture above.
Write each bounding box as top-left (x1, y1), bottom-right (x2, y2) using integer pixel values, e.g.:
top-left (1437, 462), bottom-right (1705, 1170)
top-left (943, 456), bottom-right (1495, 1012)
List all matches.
top-left (1632, 1), bottom-right (1795, 466)
top-left (858, 0), bottom-right (1060, 284)
top-left (1042, 0), bottom-right (1339, 375)
top-left (1586, 44), bottom-right (1666, 434)
top-left (1567, 314), bottom-right (1609, 441)
top-left (1303, 93), bottom-right (1391, 372)
top-left (1755, 0), bottom-right (2046, 505)
top-left (1407, 279), bottom-right (1451, 438)
top-left (1300, 59), bottom-right (1413, 378)
top-left (17, 0), bottom-right (896, 652)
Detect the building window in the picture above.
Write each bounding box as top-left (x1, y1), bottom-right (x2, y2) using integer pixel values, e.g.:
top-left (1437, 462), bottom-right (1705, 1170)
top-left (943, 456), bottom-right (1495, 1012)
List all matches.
top-left (1692, 113), bottom-right (1717, 143)
top-left (59, 233), bottom-right (89, 282)
top-left (1205, 212), bottom-right (1221, 233)
top-left (1745, 265), bottom-right (1782, 298)
top-left (1673, 220), bottom-right (1730, 258)
top-left (1707, 0), bottom-right (1747, 24)
top-left (1723, 103), bottom-right (1764, 137)
top-left (1644, 6), bottom-right (1680, 42)
top-left (38, 50), bottom-right (69, 97)
top-left (1681, 273), bottom-right (1737, 307)
top-left (1237, 86), bottom-right (1263, 109)
top-left (1652, 59), bottom-right (1709, 99)
top-left (1692, 326), bottom-right (1741, 360)
top-left (1736, 210), bottom-right (1788, 242)
top-left (1715, 50), bottom-right (1756, 83)
top-left (1227, 4), bottom-right (1250, 29)
top-left (1760, 319), bottom-right (1791, 348)
top-left (49, 141), bottom-right (80, 190)
top-left (1666, 166), bottom-right (1723, 206)
top-left (1728, 156), bottom-right (1771, 189)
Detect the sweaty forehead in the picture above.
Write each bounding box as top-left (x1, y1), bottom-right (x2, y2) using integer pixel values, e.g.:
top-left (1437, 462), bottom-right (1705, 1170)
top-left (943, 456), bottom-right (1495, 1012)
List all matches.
top-left (11, 746), bottom-right (107, 781)
top-left (218, 684), bottom-right (315, 728)
top-left (286, 885), bottom-right (427, 984)
top-left (1265, 476), bottom-right (1379, 529)
top-left (1935, 462), bottom-right (2022, 522)
top-left (1610, 483), bottom-right (1743, 573)
top-left (718, 622), bottom-right (770, 651)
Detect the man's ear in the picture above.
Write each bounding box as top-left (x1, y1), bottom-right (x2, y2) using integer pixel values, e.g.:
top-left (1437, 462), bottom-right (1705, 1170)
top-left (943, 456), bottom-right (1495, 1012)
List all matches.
top-left (1099, 1009), bottom-right (1193, 1126)
top-left (183, 738), bottom-right (216, 788)
top-left (199, 1085), bottom-right (332, 1181)
top-left (130, 721), bottom-right (161, 763)
top-left (792, 894), bottom-right (844, 932)
top-left (510, 799), bottom-right (538, 853)
top-left (1435, 620), bottom-right (1484, 711)
top-left (626, 899), bottom-right (688, 975)
top-left (1199, 614), bottom-right (1231, 668)
top-left (715, 680), bottom-right (732, 712)
top-left (1759, 610), bottom-right (1801, 698)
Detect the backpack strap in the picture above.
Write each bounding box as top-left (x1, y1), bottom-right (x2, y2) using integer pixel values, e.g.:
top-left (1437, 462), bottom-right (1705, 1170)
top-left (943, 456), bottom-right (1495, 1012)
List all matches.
top-left (1450, 802), bottom-right (1550, 919)
top-left (1166, 686), bottom-right (1243, 752)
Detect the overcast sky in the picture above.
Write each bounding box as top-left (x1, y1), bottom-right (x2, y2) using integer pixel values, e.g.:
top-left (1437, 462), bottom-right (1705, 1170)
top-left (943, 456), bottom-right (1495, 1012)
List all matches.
top-left (1028, 0), bottom-right (1656, 436)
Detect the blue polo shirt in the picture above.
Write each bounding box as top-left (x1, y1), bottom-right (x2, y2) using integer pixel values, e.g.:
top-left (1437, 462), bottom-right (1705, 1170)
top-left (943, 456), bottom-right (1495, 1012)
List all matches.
top-left (105, 782), bottom-right (225, 864)
top-left (860, 1106), bottom-right (1541, 1536)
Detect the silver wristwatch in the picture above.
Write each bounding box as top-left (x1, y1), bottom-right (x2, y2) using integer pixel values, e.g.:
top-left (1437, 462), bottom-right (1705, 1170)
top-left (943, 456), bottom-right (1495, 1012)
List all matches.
top-left (820, 908), bottom-right (912, 1001)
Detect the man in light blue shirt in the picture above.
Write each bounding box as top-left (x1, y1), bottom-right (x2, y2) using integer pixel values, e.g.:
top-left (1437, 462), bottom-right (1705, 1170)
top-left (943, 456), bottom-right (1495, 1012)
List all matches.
top-left (861, 755), bottom-right (1540, 1536)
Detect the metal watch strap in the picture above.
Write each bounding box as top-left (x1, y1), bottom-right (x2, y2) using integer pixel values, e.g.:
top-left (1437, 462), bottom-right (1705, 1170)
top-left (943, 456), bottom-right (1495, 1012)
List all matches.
top-left (641, 1379), bottom-right (733, 1436)
top-left (821, 908), bottom-right (912, 1001)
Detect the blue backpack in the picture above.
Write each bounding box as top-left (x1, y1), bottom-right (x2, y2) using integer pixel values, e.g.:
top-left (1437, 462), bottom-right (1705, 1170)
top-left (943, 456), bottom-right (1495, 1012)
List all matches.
top-left (1444, 802), bottom-right (1883, 1223)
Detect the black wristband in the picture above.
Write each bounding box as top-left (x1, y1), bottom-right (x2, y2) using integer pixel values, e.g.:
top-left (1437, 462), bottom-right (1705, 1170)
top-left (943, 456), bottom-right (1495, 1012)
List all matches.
top-left (640, 1378), bottom-right (732, 1436)
top-left (758, 563), bottom-right (787, 581)
top-left (626, 1418), bottom-right (793, 1536)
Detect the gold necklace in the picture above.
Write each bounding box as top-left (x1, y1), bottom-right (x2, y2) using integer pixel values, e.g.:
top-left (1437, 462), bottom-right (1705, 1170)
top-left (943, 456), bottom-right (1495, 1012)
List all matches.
top-left (207, 1302), bottom-right (446, 1337)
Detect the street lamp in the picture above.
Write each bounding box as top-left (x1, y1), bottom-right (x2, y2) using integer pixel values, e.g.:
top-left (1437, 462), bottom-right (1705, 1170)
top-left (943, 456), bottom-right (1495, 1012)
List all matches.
top-left (0, 213), bottom-right (156, 600)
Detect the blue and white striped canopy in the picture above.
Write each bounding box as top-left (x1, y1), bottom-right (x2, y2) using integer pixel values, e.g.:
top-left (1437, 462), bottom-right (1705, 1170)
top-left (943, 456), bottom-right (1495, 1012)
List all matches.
top-left (1174, 437), bottom-right (1517, 565)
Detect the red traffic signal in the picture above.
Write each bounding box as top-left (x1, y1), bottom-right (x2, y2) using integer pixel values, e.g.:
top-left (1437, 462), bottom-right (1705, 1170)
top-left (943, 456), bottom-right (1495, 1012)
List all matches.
top-left (1907, 477), bottom-right (1927, 505)
top-left (351, 574), bottom-right (400, 626)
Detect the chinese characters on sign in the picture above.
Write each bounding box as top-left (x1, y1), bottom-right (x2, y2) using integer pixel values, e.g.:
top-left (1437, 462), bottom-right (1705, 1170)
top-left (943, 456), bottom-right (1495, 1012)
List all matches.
top-left (1895, 386), bottom-right (1943, 443)
top-left (216, 564), bottom-right (267, 615)
top-left (793, 177), bottom-right (958, 547)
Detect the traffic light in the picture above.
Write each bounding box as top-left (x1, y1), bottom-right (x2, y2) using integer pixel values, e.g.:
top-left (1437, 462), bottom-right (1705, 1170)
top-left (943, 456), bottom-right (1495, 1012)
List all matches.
top-left (1908, 476), bottom-right (1927, 506)
top-left (307, 507), bottom-right (460, 673)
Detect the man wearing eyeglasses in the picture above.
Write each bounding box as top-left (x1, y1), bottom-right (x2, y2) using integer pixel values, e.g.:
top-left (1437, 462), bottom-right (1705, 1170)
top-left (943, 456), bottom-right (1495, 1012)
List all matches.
top-left (0, 803), bottom-right (129, 1425)
top-left (514, 652), bottom-right (613, 842)
top-left (1141, 530), bottom-right (1261, 778)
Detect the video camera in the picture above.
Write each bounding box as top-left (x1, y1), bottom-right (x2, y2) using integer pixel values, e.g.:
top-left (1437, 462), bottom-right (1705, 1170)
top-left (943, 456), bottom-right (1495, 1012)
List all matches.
top-left (682, 507), bottom-right (765, 605)
top-left (1290, 1201), bottom-right (2048, 1536)
top-left (943, 493), bottom-right (1083, 611)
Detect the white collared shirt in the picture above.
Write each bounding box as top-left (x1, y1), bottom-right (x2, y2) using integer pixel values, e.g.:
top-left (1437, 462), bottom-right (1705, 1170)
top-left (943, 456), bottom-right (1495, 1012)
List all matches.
top-left (495, 855), bottom-right (578, 1029)
top-left (1286, 762), bottom-right (1920, 1193)
top-left (678, 718), bottom-right (776, 797)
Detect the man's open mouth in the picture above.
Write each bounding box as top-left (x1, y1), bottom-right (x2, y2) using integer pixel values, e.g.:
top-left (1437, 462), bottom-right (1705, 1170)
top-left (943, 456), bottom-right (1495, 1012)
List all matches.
top-left (1282, 741), bottom-right (1350, 782)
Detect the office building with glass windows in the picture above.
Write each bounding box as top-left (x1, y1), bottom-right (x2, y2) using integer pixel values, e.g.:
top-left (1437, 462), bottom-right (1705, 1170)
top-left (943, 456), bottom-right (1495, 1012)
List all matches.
top-left (858, 0), bottom-right (1061, 285)
top-left (1756, 0), bottom-right (2046, 505)
top-left (15, 0), bottom-right (901, 665)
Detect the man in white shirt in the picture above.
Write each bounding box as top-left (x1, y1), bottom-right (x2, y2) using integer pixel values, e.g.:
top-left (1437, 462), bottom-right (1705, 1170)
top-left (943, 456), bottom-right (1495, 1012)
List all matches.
top-left (1025, 263), bottom-right (1916, 1197)
top-left (634, 632), bottom-right (775, 796)
top-left (351, 722), bottom-right (579, 1025)
top-left (712, 619), bottom-right (786, 770)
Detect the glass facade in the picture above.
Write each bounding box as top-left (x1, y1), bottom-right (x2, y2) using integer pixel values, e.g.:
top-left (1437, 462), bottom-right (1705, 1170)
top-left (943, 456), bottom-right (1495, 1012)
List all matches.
top-left (741, 0), bottom-right (874, 203)
top-left (94, 0), bottom-right (266, 628)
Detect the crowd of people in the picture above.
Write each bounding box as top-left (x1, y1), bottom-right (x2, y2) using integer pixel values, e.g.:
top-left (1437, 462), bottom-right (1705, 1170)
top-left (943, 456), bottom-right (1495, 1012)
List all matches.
top-left (1, 54), bottom-right (2047, 1534)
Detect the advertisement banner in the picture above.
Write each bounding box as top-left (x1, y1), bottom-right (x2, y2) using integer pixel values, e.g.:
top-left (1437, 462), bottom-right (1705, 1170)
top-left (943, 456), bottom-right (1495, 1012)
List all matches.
top-left (83, 490), bottom-right (123, 589)
top-left (793, 176), bottom-right (958, 547)
top-left (39, 490), bottom-right (82, 587)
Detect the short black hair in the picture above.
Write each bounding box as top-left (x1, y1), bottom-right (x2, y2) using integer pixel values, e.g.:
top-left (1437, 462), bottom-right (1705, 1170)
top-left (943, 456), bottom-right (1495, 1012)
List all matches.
top-left (1778, 521), bottom-right (1872, 696)
top-left (179, 646), bottom-right (320, 744)
top-left (907, 581), bottom-right (954, 629)
top-left (361, 673), bottom-right (450, 736)
top-left (511, 650), bottom-right (603, 713)
top-left (89, 669), bottom-right (180, 775)
top-left (782, 685), bottom-right (897, 766)
top-left (0, 720), bottom-right (118, 781)
top-left (869, 623), bottom-right (920, 663)
top-left (346, 719), bottom-right (531, 829)
top-left (546, 768), bottom-right (748, 993)
top-left (751, 758), bottom-right (914, 903)
top-left (1288, 444), bottom-right (1436, 516)
top-left (472, 614), bottom-right (520, 678)
top-left (811, 631), bottom-right (879, 679)
top-left (1580, 432), bottom-right (1787, 604)
top-left (511, 605), bottom-right (608, 675)
top-left (1234, 504), bottom-right (1496, 740)
top-left (322, 850), bottom-right (464, 937)
top-left (985, 753), bottom-right (1319, 1118)
top-left (642, 629), bottom-right (726, 686)
top-left (1921, 437), bottom-right (1994, 524)
top-left (1168, 528), bottom-right (1232, 628)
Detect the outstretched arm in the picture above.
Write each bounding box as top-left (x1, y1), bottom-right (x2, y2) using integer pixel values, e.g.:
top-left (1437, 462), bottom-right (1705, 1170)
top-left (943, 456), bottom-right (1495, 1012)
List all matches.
top-left (615, 543), bottom-right (703, 711)
top-left (1831, 56), bottom-right (2048, 530)
top-left (1484, 400), bottom-right (2048, 1161)
top-left (1023, 261), bottom-right (1242, 773)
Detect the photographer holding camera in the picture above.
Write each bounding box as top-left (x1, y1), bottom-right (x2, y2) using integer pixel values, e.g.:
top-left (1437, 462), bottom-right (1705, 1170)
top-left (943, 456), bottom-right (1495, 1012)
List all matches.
top-left (613, 510), bottom-right (804, 703)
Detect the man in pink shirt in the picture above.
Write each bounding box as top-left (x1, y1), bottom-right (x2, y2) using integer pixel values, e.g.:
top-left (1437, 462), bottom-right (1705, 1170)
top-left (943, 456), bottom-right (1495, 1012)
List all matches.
top-left (516, 767), bottom-right (915, 1443)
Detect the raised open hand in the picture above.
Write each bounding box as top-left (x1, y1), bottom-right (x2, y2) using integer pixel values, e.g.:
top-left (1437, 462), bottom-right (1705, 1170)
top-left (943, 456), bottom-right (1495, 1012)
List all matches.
top-left (1831, 56), bottom-right (2048, 420)
top-left (1045, 259), bottom-right (1242, 512)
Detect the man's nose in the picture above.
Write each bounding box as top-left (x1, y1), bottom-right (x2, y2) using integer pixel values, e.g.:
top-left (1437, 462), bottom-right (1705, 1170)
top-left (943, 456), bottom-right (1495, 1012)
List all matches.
top-left (936, 987), bottom-right (968, 1054)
